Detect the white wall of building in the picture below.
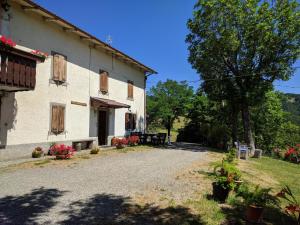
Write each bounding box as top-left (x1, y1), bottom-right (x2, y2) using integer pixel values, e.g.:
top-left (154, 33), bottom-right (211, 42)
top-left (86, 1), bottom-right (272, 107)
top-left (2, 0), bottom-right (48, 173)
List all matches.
top-left (0, 2), bottom-right (146, 148)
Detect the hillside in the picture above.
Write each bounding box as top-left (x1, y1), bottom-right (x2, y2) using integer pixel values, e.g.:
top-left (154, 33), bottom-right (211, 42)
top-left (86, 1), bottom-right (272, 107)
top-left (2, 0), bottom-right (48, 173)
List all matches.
top-left (281, 93), bottom-right (300, 125)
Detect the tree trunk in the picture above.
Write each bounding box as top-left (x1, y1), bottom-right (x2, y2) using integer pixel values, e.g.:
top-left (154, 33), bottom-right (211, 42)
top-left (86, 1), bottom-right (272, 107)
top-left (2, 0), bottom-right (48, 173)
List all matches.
top-left (231, 107), bottom-right (238, 147)
top-left (166, 116), bottom-right (171, 145)
top-left (241, 104), bottom-right (255, 155)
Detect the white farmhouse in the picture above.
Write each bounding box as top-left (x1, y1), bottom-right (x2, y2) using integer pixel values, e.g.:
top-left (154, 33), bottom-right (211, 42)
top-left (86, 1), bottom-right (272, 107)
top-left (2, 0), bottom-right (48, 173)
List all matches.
top-left (0, 0), bottom-right (156, 160)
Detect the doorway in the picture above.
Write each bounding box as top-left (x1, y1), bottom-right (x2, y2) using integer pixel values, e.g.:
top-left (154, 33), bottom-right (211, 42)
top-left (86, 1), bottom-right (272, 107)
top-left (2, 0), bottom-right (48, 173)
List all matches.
top-left (98, 110), bottom-right (107, 145)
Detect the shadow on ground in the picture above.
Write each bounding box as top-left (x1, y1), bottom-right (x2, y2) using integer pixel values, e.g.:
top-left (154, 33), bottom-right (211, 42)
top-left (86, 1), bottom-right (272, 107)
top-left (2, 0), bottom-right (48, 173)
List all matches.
top-left (151, 142), bottom-right (209, 152)
top-left (0, 187), bottom-right (66, 225)
top-left (60, 193), bottom-right (205, 225)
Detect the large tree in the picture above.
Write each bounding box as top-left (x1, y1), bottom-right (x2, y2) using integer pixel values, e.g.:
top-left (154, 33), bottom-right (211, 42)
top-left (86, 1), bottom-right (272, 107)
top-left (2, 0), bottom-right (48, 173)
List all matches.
top-left (186, 0), bottom-right (300, 153)
top-left (147, 80), bottom-right (194, 142)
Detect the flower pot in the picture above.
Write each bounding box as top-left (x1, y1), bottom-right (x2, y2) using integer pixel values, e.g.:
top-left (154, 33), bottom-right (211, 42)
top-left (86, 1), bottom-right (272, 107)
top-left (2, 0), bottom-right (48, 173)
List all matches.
top-left (246, 205), bottom-right (264, 223)
top-left (212, 182), bottom-right (230, 202)
top-left (55, 154), bottom-right (67, 160)
top-left (116, 144), bottom-right (125, 149)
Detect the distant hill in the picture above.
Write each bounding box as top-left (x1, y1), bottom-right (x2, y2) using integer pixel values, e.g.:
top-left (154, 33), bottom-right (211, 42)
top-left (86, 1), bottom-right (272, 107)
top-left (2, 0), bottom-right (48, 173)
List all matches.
top-left (281, 93), bottom-right (300, 125)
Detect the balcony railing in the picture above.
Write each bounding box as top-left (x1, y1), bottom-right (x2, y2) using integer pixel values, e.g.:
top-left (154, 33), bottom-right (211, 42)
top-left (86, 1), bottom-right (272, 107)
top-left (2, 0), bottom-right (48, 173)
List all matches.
top-left (0, 47), bottom-right (44, 92)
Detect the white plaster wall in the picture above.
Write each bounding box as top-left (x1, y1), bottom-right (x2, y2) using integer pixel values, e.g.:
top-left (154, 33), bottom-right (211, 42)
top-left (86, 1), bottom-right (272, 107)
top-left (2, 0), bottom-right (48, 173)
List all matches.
top-left (0, 2), bottom-right (145, 147)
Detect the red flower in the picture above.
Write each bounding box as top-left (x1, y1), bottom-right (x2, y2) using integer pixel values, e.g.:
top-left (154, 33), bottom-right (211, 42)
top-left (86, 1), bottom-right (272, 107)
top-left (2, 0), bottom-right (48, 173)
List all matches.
top-left (0, 35), bottom-right (7, 43)
top-left (276, 190), bottom-right (286, 198)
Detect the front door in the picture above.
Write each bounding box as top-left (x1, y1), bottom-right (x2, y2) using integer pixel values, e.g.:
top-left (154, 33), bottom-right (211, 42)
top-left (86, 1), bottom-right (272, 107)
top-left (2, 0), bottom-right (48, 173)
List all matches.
top-left (98, 110), bottom-right (107, 145)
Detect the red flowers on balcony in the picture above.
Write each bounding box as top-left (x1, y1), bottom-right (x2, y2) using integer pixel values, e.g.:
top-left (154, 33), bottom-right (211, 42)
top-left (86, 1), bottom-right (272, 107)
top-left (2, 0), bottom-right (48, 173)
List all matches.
top-left (0, 35), bottom-right (16, 48)
top-left (50, 144), bottom-right (75, 159)
top-left (31, 49), bottom-right (49, 58)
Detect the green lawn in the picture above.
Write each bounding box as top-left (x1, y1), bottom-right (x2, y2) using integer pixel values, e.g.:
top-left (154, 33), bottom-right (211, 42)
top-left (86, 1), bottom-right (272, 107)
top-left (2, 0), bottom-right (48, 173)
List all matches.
top-left (250, 157), bottom-right (300, 201)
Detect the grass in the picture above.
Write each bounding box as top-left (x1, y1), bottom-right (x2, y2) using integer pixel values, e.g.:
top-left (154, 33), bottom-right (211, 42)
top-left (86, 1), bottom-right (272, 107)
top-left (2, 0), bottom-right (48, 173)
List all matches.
top-left (150, 151), bottom-right (300, 225)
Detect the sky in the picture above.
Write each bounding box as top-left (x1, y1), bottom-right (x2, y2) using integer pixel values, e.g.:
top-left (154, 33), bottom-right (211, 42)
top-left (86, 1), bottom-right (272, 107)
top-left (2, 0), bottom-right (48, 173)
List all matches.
top-left (34, 0), bottom-right (300, 94)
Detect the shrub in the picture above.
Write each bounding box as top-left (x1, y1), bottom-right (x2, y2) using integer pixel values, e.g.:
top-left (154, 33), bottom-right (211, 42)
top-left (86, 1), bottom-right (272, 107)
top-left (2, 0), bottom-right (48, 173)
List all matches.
top-left (50, 144), bottom-right (75, 159)
top-left (225, 148), bottom-right (237, 163)
top-left (32, 147), bottom-right (44, 158)
top-left (90, 146), bottom-right (100, 154)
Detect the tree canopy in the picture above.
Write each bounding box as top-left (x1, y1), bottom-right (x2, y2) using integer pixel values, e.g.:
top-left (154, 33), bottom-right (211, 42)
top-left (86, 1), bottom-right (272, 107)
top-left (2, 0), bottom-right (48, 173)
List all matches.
top-left (186, 0), bottom-right (300, 152)
top-left (147, 80), bottom-right (194, 138)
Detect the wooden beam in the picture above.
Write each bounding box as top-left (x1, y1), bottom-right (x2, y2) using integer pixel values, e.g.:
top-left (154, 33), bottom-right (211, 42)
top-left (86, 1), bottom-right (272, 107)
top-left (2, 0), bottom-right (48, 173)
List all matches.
top-left (22, 6), bottom-right (39, 12)
top-left (63, 27), bottom-right (77, 33)
top-left (71, 101), bottom-right (87, 107)
top-left (43, 17), bottom-right (57, 22)
top-left (80, 36), bottom-right (93, 41)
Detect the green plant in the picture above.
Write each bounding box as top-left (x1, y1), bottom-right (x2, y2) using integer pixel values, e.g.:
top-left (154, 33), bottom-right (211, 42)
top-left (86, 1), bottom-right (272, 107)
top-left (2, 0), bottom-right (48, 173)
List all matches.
top-left (276, 185), bottom-right (300, 224)
top-left (225, 148), bottom-right (237, 163)
top-left (237, 185), bottom-right (278, 207)
top-left (213, 160), bottom-right (241, 181)
top-left (90, 146), bottom-right (100, 154)
top-left (32, 147), bottom-right (44, 158)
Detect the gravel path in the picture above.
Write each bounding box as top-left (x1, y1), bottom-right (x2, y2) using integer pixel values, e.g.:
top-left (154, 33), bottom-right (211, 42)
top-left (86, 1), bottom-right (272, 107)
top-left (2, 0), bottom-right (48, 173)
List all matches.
top-left (0, 145), bottom-right (207, 225)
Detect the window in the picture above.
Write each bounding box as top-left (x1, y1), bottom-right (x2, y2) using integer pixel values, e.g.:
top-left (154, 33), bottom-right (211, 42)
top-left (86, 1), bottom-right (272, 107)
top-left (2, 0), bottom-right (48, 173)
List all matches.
top-left (100, 70), bottom-right (108, 93)
top-left (51, 104), bottom-right (65, 134)
top-left (127, 80), bottom-right (133, 99)
top-left (52, 53), bottom-right (67, 83)
top-left (125, 113), bottom-right (136, 130)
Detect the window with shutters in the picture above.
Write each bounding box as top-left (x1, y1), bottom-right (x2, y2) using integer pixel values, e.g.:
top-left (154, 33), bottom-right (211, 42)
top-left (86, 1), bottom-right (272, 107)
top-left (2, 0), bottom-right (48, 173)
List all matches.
top-left (100, 70), bottom-right (108, 93)
top-left (50, 104), bottom-right (65, 135)
top-left (127, 80), bottom-right (134, 100)
top-left (52, 52), bottom-right (67, 83)
top-left (125, 113), bottom-right (136, 131)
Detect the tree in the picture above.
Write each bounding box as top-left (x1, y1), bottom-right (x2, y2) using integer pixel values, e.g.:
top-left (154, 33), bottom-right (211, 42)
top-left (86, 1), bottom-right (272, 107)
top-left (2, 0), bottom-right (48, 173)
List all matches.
top-left (186, 0), bottom-right (300, 153)
top-left (252, 91), bottom-right (285, 152)
top-left (147, 80), bottom-right (194, 142)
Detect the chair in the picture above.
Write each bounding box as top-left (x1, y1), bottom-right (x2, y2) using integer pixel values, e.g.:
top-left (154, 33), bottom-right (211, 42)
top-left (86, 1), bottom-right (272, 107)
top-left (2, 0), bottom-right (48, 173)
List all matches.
top-left (158, 133), bottom-right (167, 145)
top-left (238, 145), bottom-right (249, 159)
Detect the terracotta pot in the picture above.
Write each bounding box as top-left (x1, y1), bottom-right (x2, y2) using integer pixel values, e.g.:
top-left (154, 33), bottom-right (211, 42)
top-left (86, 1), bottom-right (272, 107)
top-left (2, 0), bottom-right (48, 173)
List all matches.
top-left (111, 137), bottom-right (117, 146)
top-left (212, 182), bottom-right (230, 202)
top-left (246, 205), bottom-right (264, 223)
top-left (55, 154), bottom-right (68, 159)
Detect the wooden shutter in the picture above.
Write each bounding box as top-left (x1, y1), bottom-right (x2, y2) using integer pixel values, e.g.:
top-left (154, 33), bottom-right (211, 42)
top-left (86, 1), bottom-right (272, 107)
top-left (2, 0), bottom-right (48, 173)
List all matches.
top-left (51, 105), bottom-right (59, 133)
top-left (100, 71), bottom-right (108, 93)
top-left (58, 106), bottom-right (65, 133)
top-left (132, 114), bottom-right (136, 130)
top-left (128, 81), bottom-right (133, 99)
top-left (125, 113), bottom-right (130, 130)
top-left (51, 105), bottom-right (65, 134)
top-left (53, 54), bottom-right (60, 80)
top-left (53, 54), bottom-right (67, 82)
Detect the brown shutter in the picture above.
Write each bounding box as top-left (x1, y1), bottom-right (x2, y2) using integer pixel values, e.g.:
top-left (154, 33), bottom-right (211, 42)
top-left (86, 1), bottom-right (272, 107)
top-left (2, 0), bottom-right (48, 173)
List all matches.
top-left (100, 71), bottom-right (108, 93)
top-left (60, 55), bottom-right (67, 82)
top-left (125, 113), bottom-right (130, 130)
top-left (51, 105), bottom-right (59, 133)
top-left (132, 114), bottom-right (136, 130)
top-left (128, 81), bottom-right (133, 99)
top-left (58, 106), bottom-right (65, 133)
top-left (53, 54), bottom-right (60, 80)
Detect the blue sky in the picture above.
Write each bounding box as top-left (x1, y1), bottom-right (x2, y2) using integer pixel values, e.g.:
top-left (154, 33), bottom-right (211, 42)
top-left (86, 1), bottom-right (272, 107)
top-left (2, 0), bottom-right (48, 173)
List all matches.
top-left (34, 0), bottom-right (300, 94)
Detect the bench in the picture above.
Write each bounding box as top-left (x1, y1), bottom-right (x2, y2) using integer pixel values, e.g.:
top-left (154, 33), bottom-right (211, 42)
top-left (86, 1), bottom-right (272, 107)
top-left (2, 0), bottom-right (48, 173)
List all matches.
top-left (72, 138), bottom-right (96, 151)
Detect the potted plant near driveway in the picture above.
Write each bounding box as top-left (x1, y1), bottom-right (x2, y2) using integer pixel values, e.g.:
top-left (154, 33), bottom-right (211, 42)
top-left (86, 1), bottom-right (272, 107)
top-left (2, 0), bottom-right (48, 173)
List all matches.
top-left (237, 185), bottom-right (278, 223)
top-left (50, 144), bottom-right (75, 159)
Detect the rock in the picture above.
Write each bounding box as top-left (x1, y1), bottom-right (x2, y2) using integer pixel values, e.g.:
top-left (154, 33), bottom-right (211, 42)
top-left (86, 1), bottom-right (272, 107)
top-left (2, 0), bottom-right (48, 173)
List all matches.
top-left (253, 149), bottom-right (262, 158)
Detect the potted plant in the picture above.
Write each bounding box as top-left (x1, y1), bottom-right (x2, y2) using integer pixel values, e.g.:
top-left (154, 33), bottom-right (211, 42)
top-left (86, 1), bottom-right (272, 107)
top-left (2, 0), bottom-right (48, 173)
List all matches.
top-left (114, 138), bottom-right (128, 149)
top-left (32, 147), bottom-right (44, 158)
top-left (50, 144), bottom-right (75, 159)
top-left (90, 146), bottom-right (100, 154)
top-left (212, 160), bottom-right (241, 202)
top-left (128, 136), bottom-right (139, 146)
top-left (276, 185), bottom-right (300, 224)
top-left (237, 185), bottom-right (278, 223)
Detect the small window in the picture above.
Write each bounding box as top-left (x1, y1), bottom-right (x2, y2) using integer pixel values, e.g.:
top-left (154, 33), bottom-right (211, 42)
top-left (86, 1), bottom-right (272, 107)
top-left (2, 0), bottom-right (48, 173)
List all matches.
top-left (52, 53), bottom-right (67, 83)
top-left (125, 113), bottom-right (136, 130)
top-left (100, 70), bottom-right (108, 93)
top-left (51, 104), bottom-right (65, 134)
top-left (127, 80), bottom-right (134, 99)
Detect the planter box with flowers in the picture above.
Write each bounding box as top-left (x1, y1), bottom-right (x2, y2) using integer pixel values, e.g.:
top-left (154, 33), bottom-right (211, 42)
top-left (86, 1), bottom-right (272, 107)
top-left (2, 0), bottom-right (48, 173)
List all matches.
top-left (0, 35), bottom-right (16, 48)
top-left (31, 49), bottom-right (49, 59)
top-left (50, 144), bottom-right (75, 159)
top-left (114, 138), bottom-right (128, 149)
top-left (128, 136), bottom-right (139, 146)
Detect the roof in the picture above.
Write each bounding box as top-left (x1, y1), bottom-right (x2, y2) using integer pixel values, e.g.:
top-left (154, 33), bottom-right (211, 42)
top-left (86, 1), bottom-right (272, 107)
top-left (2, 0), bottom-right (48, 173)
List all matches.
top-left (90, 97), bottom-right (130, 109)
top-left (14, 0), bottom-right (157, 74)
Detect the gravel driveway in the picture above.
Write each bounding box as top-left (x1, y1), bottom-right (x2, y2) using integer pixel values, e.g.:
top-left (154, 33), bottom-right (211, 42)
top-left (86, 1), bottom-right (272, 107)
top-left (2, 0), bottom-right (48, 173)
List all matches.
top-left (0, 145), bottom-right (207, 225)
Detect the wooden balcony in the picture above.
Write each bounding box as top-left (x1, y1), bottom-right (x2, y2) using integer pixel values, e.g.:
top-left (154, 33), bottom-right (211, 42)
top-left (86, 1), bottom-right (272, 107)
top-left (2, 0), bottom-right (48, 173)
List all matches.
top-left (0, 46), bottom-right (44, 92)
